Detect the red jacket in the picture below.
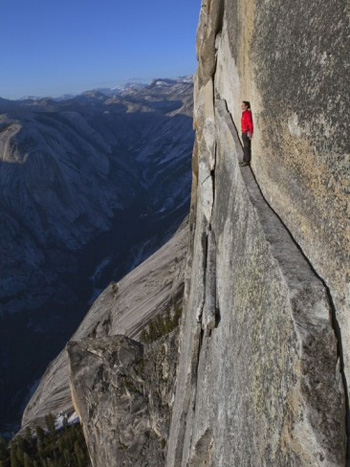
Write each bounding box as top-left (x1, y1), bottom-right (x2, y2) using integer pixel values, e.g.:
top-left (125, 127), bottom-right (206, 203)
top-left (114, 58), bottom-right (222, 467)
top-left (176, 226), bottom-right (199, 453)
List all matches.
top-left (241, 109), bottom-right (253, 134)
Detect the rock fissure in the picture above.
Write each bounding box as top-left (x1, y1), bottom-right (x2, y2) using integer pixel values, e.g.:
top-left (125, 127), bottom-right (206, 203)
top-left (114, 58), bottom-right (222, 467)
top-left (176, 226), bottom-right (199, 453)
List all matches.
top-left (195, 231), bottom-right (208, 323)
top-left (187, 328), bottom-right (206, 465)
top-left (202, 228), bottom-right (217, 331)
top-left (200, 174), bottom-right (211, 186)
top-left (215, 0), bottom-right (224, 36)
top-left (325, 288), bottom-right (350, 463)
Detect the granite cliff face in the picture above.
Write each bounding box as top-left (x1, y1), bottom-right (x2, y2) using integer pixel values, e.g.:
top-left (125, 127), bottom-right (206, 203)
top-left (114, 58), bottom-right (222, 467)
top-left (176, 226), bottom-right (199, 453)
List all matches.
top-left (0, 79), bottom-right (193, 431)
top-left (167, 100), bottom-right (345, 465)
top-left (207, 0), bottom-right (350, 395)
top-left (166, 0), bottom-right (349, 465)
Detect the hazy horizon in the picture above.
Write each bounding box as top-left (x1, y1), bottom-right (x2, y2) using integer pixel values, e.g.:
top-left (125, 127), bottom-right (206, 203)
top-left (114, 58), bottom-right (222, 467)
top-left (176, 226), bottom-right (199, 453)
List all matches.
top-left (0, 75), bottom-right (193, 101)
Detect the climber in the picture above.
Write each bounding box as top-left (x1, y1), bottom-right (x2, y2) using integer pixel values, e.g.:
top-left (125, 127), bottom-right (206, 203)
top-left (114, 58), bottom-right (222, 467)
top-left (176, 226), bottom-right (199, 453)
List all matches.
top-left (239, 101), bottom-right (253, 167)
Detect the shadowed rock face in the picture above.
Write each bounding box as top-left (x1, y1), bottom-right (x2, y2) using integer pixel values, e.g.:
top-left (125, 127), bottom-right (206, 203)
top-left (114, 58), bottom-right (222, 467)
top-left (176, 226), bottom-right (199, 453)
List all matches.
top-left (0, 79), bottom-right (193, 431)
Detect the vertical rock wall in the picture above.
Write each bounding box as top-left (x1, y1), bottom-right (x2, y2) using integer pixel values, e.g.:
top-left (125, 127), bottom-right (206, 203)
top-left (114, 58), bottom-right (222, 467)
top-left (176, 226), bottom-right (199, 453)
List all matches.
top-left (201, 0), bottom-right (350, 394)
top-left (167, 0), bottom-right (349, 465)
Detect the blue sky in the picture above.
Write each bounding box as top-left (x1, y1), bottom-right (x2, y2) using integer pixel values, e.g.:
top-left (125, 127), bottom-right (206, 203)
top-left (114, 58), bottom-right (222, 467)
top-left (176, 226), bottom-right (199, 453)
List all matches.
top-left (0, 0), bottom-right (201, 99)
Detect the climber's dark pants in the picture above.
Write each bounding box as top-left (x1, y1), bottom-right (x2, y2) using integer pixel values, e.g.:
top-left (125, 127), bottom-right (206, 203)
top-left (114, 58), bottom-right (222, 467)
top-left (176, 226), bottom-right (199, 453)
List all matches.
top-left (242, 132), bottom-right (251, 165)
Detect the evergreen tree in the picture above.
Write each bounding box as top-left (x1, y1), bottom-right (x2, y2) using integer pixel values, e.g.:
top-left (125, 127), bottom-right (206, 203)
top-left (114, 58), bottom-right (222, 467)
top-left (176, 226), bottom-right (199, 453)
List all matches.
top-left (45, 414), bottom-right (56, 438)
top-left (63, 447), bottom-right (71, 464)
top-left (0, 437), bottom-right (8, 462)
top-left (35, 425), bottom-right (45, 453)
top-left (3, 418), bottom-right (89, 466)
top-left (10, 444), bottom-right (19, 467)
top-left (74, 441), bottom-right (84, 467)
top-left (23, 452), bottom-right (33, 467)
top-left (148, 320), bottom-right (157, 341)
top-left (62, 416), bottom-right (68, 430)
top-left (15, 435), bottom-right (26, 463)
top-left (25, 427), bottom-right (32, 443)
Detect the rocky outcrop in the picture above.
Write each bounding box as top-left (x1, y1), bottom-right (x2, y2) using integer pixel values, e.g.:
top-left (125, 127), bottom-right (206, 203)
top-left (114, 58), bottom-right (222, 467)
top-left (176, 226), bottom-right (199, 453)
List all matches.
top-left (68, 332), bottom-right (178, 467)
top-left (21, 220), bottom-right (188, 432)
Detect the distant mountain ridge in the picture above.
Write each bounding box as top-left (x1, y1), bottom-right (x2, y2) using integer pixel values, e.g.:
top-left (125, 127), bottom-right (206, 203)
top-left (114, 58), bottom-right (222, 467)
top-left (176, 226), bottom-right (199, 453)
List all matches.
top-left (2, 76), bottom-right (192, 103)
top-left (0, 78), bottom-right (193, 432)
